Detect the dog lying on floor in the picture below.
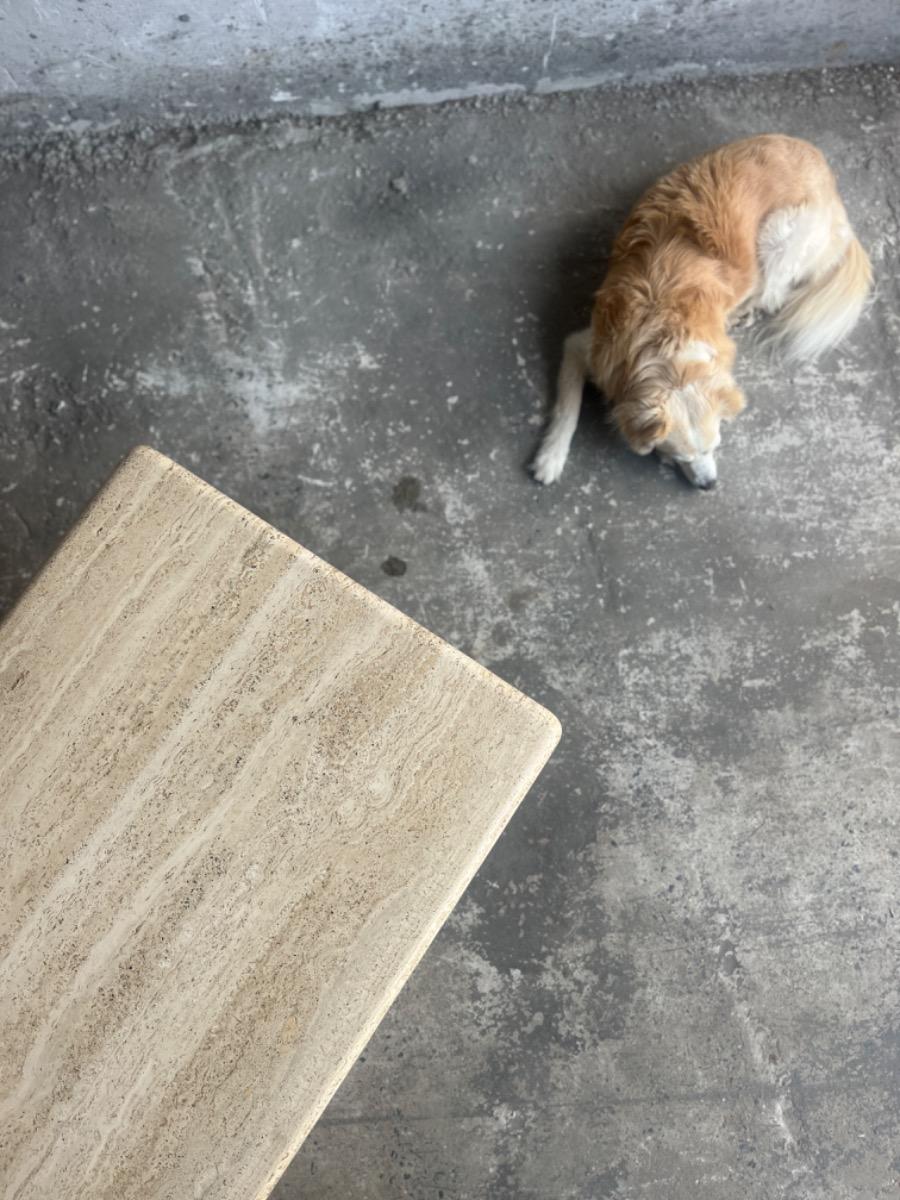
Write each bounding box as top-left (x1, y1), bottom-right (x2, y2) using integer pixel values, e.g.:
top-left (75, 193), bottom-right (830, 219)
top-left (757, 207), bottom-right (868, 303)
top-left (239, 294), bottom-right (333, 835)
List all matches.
top-left (532, 134), bottom-right (872, 489)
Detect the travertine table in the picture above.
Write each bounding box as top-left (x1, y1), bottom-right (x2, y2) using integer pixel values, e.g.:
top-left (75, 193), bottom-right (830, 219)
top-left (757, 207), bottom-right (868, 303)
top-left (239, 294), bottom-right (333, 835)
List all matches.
top-left (0, 447), bottom-right (559, 1200)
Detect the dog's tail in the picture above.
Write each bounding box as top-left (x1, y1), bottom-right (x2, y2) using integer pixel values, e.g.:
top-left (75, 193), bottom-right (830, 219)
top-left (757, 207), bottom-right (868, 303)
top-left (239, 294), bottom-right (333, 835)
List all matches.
top-left (767, 233), bottom-right (872, 361)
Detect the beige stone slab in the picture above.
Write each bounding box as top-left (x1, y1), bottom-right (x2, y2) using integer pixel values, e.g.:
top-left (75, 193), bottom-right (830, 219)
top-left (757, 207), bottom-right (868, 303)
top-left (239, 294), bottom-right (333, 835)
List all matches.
top-left (0, 447), bottom-right (559, 1200)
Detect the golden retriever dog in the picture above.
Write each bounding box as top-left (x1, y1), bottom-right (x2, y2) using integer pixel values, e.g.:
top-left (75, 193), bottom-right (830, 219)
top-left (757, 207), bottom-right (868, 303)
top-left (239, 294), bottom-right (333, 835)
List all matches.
top-left (532, 134), bottom-right (872, 489)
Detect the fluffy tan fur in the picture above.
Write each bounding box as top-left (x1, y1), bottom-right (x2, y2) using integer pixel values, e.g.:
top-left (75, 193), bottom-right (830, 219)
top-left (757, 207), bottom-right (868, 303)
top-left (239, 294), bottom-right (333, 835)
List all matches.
top-left (533, 134), bottom-right (872, 488)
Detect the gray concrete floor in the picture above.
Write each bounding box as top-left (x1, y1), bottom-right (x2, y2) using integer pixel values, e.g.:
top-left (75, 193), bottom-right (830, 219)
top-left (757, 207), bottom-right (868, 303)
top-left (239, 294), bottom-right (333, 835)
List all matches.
top-left (2, 63), bottom-right (900, 1199)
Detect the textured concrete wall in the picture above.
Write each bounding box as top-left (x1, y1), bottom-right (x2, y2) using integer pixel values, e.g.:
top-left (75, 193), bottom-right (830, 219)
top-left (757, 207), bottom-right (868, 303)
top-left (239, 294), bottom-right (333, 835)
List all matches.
top-left (1, 0), bottom-right (898, 134)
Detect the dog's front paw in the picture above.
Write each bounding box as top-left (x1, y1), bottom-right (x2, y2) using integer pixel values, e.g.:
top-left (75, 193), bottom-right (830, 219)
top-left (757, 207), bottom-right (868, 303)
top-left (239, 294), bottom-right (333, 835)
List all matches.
top-left (530, 443), bottom-right (568, 485)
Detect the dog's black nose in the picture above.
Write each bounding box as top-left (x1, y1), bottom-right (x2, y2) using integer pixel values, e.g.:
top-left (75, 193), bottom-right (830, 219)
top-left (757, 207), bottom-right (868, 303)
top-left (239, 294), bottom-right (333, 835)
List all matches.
top-left (697, 478), bottom-right (717, 491)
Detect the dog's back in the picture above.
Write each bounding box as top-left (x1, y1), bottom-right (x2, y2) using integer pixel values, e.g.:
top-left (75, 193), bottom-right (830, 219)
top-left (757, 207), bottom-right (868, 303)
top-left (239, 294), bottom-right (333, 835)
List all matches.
top-left (604, 135), bottom-right (871, 360)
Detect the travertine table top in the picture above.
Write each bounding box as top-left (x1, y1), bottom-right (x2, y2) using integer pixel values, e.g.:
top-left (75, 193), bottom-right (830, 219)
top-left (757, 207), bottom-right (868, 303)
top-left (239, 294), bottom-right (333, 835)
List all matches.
top-left (0, 447), bottom-right (559, 1200)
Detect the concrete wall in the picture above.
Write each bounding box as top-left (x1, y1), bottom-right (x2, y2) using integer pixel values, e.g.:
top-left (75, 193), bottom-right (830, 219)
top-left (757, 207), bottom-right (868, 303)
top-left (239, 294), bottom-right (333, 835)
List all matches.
top-left (1, 0), bottom-right (898, 135)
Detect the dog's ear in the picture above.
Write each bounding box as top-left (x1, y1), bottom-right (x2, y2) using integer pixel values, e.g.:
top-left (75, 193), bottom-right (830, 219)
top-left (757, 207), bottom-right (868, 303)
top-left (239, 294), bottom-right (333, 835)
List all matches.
top-left (614, 393), bottom-right (672, 454)
top-left (714, 382), bottom-right (746, 420)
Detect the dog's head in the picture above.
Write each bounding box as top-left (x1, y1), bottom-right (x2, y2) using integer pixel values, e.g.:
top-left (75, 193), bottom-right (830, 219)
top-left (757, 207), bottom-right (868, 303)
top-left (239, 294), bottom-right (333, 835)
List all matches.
top-left (593, 283), bottom-right (746, 489)
top-left (615, 339), bottom-right (746, 489)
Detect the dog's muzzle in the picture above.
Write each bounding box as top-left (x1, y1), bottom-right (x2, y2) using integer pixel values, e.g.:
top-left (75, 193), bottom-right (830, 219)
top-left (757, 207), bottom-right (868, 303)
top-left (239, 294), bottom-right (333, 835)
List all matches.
top-left (681, 452), bottom-right (718, 490)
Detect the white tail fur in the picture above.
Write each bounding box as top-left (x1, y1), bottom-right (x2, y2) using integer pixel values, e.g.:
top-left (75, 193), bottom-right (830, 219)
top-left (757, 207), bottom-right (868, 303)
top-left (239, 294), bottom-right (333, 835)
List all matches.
top-left (766, 234), bottom-right (872, 361)
top-left (531, 327), bottom-right (591, 484)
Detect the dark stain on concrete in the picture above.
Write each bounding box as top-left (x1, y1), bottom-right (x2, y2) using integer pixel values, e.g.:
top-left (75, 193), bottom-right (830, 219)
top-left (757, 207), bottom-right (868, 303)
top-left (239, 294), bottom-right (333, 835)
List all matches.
top-left (391, 476), bottom-right (427, 513)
